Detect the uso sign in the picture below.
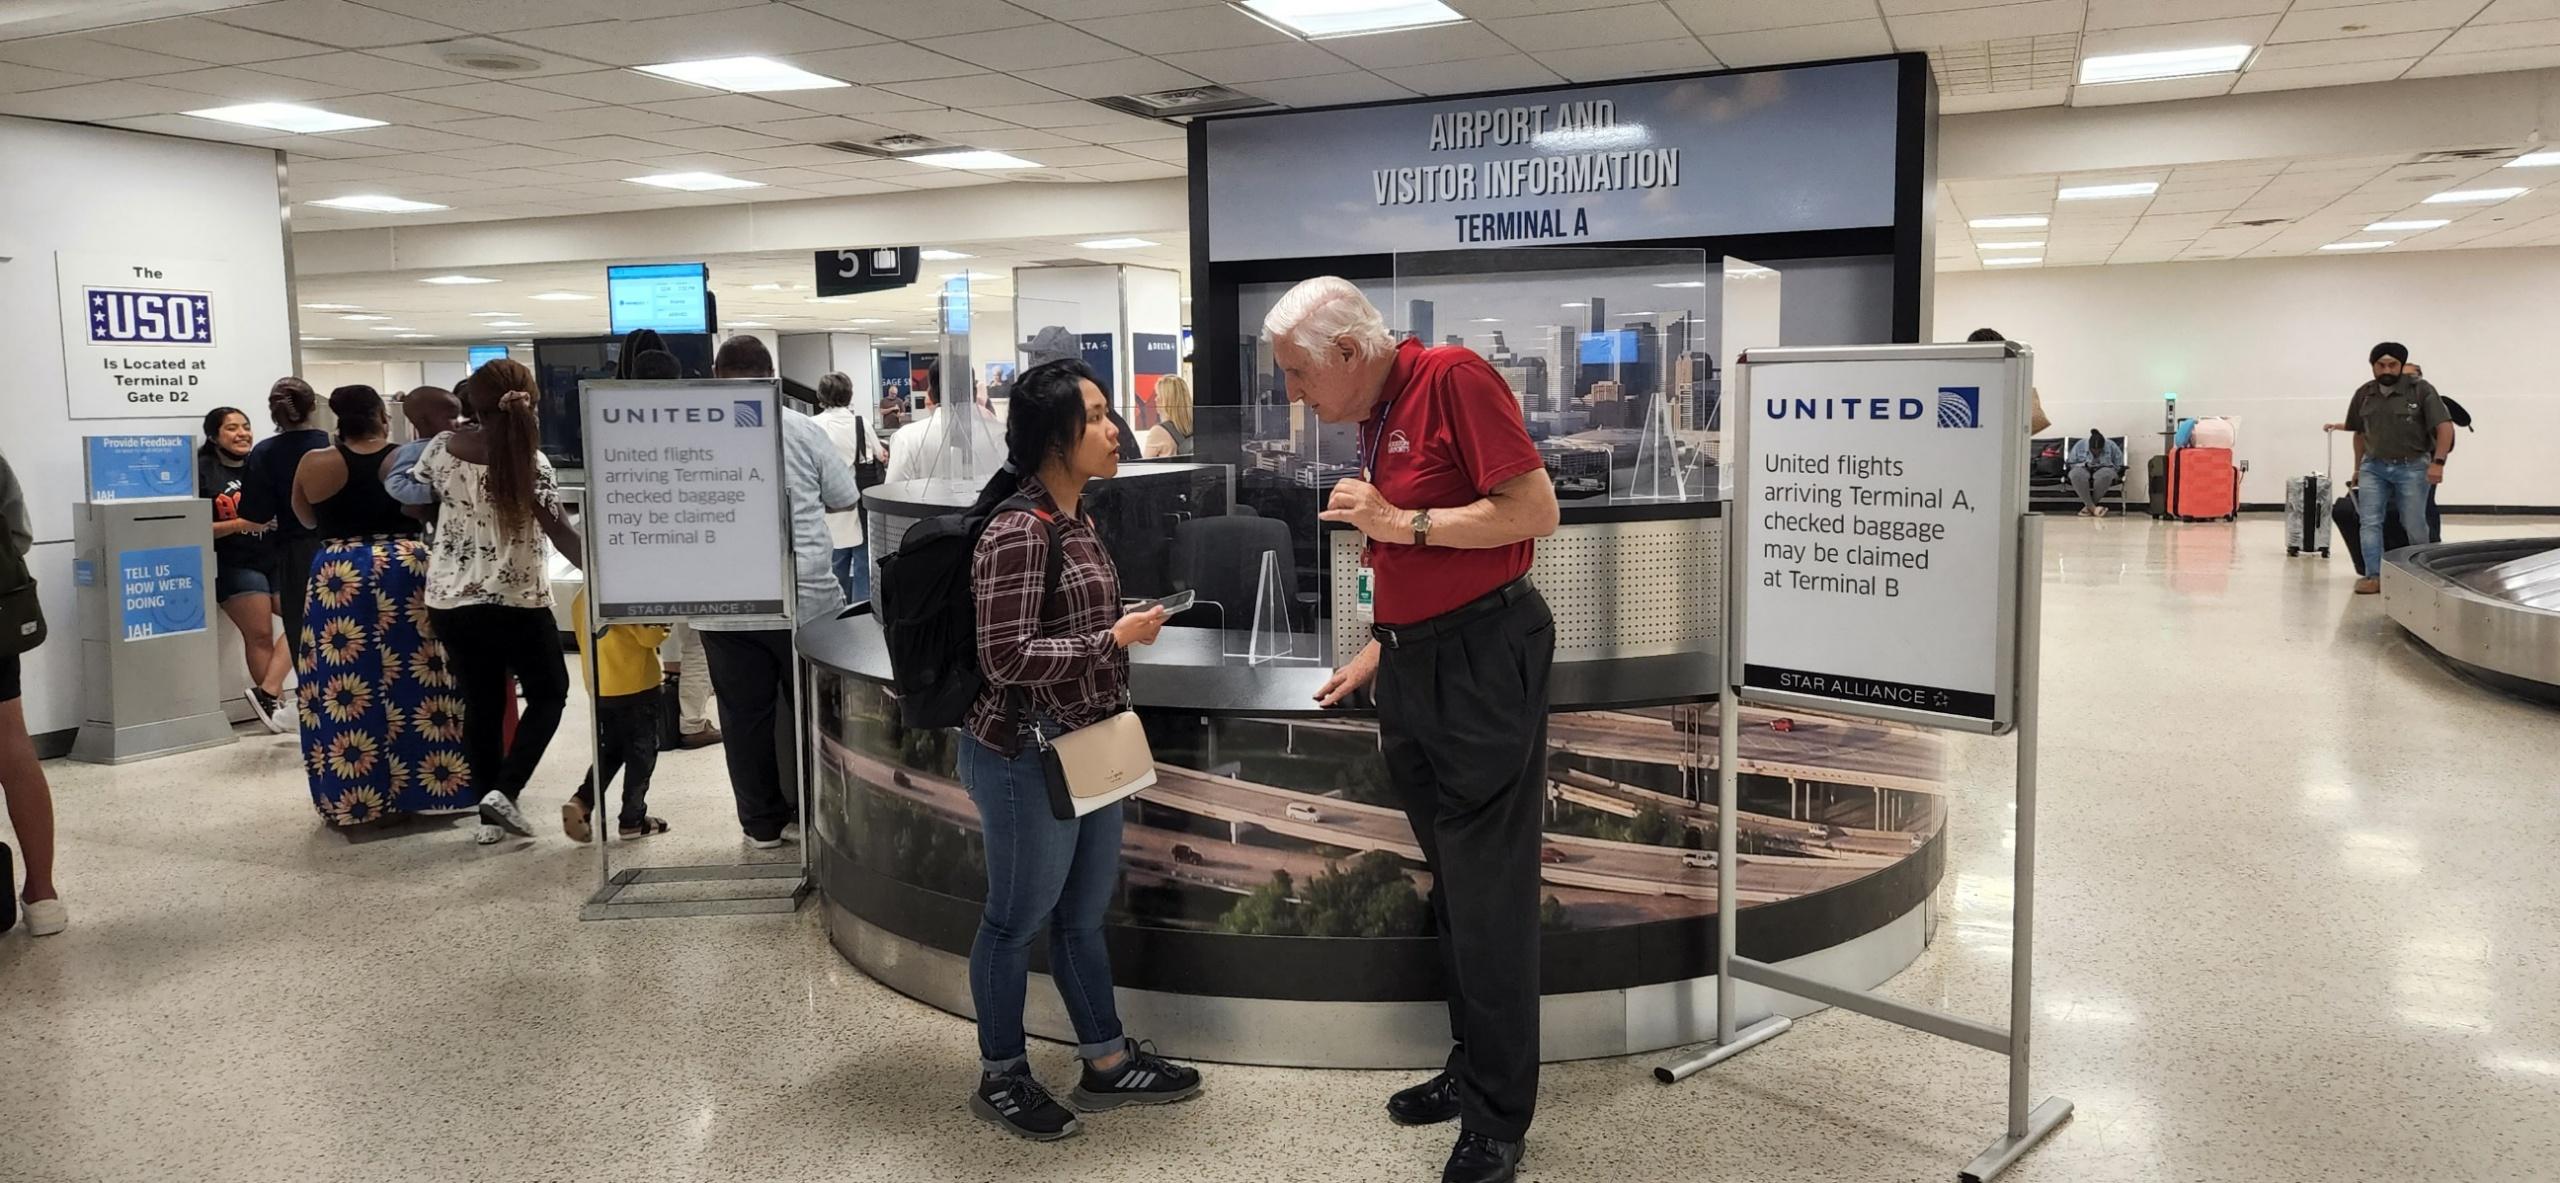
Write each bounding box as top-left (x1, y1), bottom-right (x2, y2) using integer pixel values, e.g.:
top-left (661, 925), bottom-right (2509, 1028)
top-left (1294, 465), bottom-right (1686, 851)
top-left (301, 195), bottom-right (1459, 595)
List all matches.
top-left (57, 254), bottom-right (247, 420)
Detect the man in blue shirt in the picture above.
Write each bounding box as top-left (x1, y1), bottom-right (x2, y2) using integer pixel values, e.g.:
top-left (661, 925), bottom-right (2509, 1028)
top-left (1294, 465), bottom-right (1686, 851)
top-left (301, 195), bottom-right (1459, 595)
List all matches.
top-left (382, 384), bottom-right (462, 511)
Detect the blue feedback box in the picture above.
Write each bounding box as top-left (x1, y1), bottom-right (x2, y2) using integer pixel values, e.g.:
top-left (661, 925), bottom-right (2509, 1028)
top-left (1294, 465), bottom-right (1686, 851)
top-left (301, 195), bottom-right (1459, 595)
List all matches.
top-left (118, 545), bottom-right (206, 641)
top-left (84, 434), bottom-right (196, 501)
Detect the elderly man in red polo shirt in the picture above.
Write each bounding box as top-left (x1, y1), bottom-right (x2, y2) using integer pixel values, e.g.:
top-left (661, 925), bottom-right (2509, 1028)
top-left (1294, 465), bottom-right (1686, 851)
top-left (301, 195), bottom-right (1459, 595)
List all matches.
top-left (1267, 276), bottom-right (1560, 1183)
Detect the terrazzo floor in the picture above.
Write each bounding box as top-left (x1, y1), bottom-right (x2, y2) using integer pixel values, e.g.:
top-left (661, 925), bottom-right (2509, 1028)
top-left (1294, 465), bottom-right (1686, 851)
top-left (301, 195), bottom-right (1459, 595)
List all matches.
top-left (4, 515), bottom-right (2557, 1183)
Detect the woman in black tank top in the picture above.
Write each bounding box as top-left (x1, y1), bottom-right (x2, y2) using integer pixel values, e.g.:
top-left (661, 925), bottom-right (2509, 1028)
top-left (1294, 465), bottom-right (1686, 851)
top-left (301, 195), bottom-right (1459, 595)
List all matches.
top-left (285, 386), bottom-right (462, 829)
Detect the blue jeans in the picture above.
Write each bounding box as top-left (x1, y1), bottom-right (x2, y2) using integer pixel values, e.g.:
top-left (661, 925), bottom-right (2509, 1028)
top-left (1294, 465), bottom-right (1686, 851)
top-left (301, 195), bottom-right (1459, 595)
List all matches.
top-left (958, 732), bottom-right (1127, 1072)
top-left (2357, 457), bottom-right (2435, 578)
top-left (831, 543), bottom-right (869, 605)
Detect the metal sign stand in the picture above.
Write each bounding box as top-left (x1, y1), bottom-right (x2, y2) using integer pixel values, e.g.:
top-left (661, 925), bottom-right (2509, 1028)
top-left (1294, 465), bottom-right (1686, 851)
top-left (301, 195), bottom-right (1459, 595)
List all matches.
top-left (1656, 344), bottom-right (2071, 1182)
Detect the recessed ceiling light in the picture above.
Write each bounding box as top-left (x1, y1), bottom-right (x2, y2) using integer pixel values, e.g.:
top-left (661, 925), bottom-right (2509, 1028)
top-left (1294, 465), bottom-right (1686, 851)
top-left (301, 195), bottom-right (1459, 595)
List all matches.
top-left (908, 150), bottom-right (1041, 170)
top-left (850, 318), bottom-right (893, 325)
top-left (393, 333), bottom-right (433, 338)
top-left (2506, 150), bottom-right (2560, 168)
top-left (1471, 317), bottom-right (1503, 322)
top-left (529, 292), bottom-right (594, 301)
top-left (1970, 215), bottom-right (2048, 229)
top-left (301, 303), bottom-right (361, 311)
top-left (1560, 302), bottom-right (1588, 308)
top-left (338, 314), bottom-right (392, 322)
top-left (1976, 240), bottom-right (2044, 250)
top-left (420, 275), bottom-right (498, 285)
top-left (2077, 45), bottom-right (2252, 86)
top-left (1984, 257), bottom-right (2043, 266)
top-left (2365, 219), bottom-right (2448, 232)
top-left (1240, 0), bottom-right (1465, 39)
top-left (309, 194), bottom-right (448, 214)
top-left (1077, 237), bottom-right (1159, 250)
top-left (184, 102), bottom-right (384, 134)
top-left (468, 311), bottom-right (518, 318)
top-left (633, 56), bottom-right (848, 93)
top-left (1653, 280), bottom-right (1708, 288)
top-left (2320, 241), bottom-right (2393, 251)
top-left (300, 336), bottom-right (334, 342)
top-left (367, 326), bottom-right (414, 331)
top-left (919, 249), bottom-right (975, 261)
top-left (2423, 186), bottom-right (2527, 204)
top-left (2059, 181), bottom-right (2158, 200)
top-left (627, 172), bottom-right (763, 191)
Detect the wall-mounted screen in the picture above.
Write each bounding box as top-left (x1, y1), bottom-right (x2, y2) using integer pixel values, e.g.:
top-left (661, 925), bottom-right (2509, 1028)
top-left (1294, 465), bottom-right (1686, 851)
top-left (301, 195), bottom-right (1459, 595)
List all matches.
top-left (1578, 329), bottom-right (1639, 365)
top-left (467, 344), bottom-right (508, 370)
top-left (607, 262), bottom-right (711, 335)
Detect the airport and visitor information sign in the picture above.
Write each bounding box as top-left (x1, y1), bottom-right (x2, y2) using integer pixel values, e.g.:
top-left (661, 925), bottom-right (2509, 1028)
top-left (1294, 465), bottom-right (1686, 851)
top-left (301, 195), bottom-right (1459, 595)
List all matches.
top-left (580, 379), bottom-right (791, 623)
top-left (1732, 345), bottom-right (2027, 731)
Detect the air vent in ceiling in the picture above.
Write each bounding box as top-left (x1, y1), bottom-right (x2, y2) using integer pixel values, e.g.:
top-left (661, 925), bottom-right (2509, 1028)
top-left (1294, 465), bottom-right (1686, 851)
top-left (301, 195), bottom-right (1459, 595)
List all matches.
top-left (2227, 218), bottom-right (2287, 227)
top-left (818, 135), bottom-right (956, 160)
top-left (430, 38), bottom-right (545, 74)
top-left (1092, 84), bottom-right (1274, 123)
top-left (2410, 148), bottom-right (2517, 163)
top-left (2397, 173), bottom-right (2457, 184)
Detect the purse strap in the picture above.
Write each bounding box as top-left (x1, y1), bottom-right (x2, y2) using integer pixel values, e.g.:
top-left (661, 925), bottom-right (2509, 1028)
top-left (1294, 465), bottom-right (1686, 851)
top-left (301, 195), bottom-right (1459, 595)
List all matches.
top-left (998, 495), bottom-right (1067, 751)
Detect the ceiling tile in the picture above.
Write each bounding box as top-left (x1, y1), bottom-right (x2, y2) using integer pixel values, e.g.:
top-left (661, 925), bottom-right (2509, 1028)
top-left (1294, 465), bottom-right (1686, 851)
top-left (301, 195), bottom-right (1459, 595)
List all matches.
top-left (733, 165), bottom-right (840, 185)
top-left (432, 114), bottom-right (559, 142)
top-left (508, 7), bottom-right (886, 68)
top-left (1079, 5), bottom-right (1296, 53)
top-left (2081, 15), bottom-right (2282, 57)
top-left (1017, 56), bottom-right (1212, 99)
top-left (2252, 29), bottom-right (2449, 66)
top-left (529, 105), bottom-right (708, 138)
top-left (919, 23), bottom-right (1130, 72)
top-left (0, 80), bottom-right (237, 120)
top-left (881, 73), bottom-right (1073, 107)
top-left (1937, 87), bottom-right (2069, 113)
top-left (2435, 16), bottom-right (2560, 51)
top-left (791, 0), bottom-right (1050, 40)
top-left (1702, 19), bottom-right (1892, 68)
top-left (208, 0), bottom-right (465, 48)
top-left (858, 108), bottom-right (1019, 135)
top-left (644, 125), bottom-right (795, 151)
top-left (2474, 0), bottom-right (2560, 20)
top-left (780, 43), bottom-right (983, 85)
top-left (2086, 0), bottom-right (2289, 30)
top-left (1482, 2), bottom-right (1692, 51)
top-left (157, 64), bottom-right (357, 102)
top-left (254, 50), bottom-right (483, 91)
top-left (1448, 0), bottom-right (1642, 17)
top-left (0, 64), bottom-right (92, 93)
top-left (363, 37), bottom-right (608, 79)
top-left (2145, 187), bottom-right (2265, 213)
top-left (90, 17), bottom-right (334, 65)
top-left (327, 124), bottom-right (502, 152)
top-left (514, 69), bottom-right (711, 105)
top-left (765, 84), bottom-right (942, 117)
top-left (447, 142), bottom-right (591, 168)
top-left (1230, 71), bottom-right (1419, 108)
top-left (1159, 41), bottom-right (1359, 84)
top-left (1319, 23), bottom-right (1521, 69)
top-left (1376, 54), bottom-right (1568, 95)
top-left (2230, 59), bottom-right (2412, 90)
top-left (1535, 38), bottom-right (1722, 80)
top-left (1665, 0), bottom-right (1880, 35)
top-left (1046, 117), bottom-right (1188, 144)
top-left (2071, 72), bottom-right (2239, 105)
top-left (640, 94), bottom-right (816, 124)
top-left (322, 93), bottom-right (493, 126)
top-left (978, 99), bottom-right (1117, 128)
top-left (1889, 1), bottom-right (2085, 47)
top-left (2402, 42), bottom-right (2560, 71)
top-left (1012, 144), bottom-right (1140, 166)
top-left (397, 81), bottom-right (606, 118)
top-left (732, 143), bottom-right (878, 166)
top-left (1008, 0), bottom-right (1225, 17)
top-left (1116, 137), bottom-right (1191, 163)
top-left (734, 114), bottom-right (899, 142)
top-left (2273, 0), bottom-right (2496, 42)
top-left (102, 113), bottom-right (290, 144)
top-left (346, 0), bottom-right (636, 33)
top-left (0, 35), bottom-right (206, 77)
top-left (541, 133), bottom-right (691, 158)
top-left (789, 177), bottom-right (906, 196)
top-left (966, 127), bottom-right (1083, 150)
top-left (1068, 159), bottom-right (1186, 181)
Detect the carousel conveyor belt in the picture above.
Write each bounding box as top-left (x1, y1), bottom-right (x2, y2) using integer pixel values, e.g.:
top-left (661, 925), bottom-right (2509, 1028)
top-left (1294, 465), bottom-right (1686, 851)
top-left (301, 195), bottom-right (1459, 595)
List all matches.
top-left (2383, 538), bottom-right (2560, 705)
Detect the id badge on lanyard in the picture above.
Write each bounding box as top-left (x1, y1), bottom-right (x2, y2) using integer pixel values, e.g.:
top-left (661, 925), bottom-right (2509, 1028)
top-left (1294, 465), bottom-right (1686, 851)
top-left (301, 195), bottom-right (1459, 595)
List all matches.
top-left (1354, 403), bottom-right (1393, 624)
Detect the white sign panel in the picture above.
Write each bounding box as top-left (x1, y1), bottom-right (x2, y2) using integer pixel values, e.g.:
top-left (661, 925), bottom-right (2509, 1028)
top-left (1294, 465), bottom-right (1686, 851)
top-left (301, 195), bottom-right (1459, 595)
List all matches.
top-left (56, 253), bottom-right (250, 421)
top-left (581, 379), bottom-right (792, 622)
top-left (1733, 345), bottom-right (2028, 732)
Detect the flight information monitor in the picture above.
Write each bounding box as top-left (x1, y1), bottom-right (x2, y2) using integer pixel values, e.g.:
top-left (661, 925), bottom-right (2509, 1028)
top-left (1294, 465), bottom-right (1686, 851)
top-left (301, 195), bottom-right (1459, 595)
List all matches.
top-left (467, 344), bottom-right (508, 370)
top-left (607, 262), bottom-right (711, 335)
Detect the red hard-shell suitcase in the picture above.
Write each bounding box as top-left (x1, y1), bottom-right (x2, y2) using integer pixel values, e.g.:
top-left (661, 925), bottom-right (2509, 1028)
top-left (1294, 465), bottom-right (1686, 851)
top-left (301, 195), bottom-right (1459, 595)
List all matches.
top-left (2168, 447), bottom-right (2238, 521)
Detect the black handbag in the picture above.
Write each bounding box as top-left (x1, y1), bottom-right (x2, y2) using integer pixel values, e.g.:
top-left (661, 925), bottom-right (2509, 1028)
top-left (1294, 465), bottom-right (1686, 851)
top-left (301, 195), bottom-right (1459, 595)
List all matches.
top-left (854, 415), bottom-right (886, 489)
top-left (0, 535), bottom-right (44, 658)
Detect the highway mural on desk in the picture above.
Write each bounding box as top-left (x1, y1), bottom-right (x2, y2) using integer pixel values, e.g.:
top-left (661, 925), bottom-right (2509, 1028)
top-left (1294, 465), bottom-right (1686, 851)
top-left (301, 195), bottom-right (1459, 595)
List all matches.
top-left (813, 678), bottom-right (1943, 940)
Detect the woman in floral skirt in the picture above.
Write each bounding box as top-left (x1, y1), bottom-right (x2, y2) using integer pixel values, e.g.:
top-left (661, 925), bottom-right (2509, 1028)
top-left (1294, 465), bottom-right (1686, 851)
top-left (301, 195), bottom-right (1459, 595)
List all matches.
top-left (288, 385), bottom-right (471, 825)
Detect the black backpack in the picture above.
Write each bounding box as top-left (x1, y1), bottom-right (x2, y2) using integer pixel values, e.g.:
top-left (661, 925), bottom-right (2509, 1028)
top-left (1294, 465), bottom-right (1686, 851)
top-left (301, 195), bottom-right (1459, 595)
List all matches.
top-left (875, 493), bottom-right (1061, 729)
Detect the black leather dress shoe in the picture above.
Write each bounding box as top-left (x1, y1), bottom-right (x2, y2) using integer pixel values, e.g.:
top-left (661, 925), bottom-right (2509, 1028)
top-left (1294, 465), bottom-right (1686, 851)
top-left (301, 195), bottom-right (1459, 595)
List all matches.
top-left (1442, 1130), bottom-right (1524, 1183)
top-left (1386, 1072), bottom-right (1461, 1126)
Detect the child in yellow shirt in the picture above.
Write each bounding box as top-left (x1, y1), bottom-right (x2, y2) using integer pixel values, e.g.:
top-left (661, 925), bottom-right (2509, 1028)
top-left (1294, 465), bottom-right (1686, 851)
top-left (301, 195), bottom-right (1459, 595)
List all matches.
top-left (563, 591), bottom-right (671, 841)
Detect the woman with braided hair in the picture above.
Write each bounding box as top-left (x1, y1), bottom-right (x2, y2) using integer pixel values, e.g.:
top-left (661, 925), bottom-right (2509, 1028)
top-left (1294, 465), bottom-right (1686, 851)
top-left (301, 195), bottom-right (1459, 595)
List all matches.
top-left (413, 358), bottom-right (585, 846)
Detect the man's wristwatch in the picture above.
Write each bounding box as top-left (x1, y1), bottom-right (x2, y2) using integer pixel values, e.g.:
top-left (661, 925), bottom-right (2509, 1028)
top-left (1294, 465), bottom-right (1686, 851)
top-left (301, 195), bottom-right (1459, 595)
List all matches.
top-left (1410, 508), bottom-right (1433, 546)
top-left (2431, 456), bottom-right (2448, 466)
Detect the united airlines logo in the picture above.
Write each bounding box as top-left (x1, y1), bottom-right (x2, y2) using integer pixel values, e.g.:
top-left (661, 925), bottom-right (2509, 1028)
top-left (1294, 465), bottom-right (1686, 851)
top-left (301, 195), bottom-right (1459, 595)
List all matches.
top-left (731, 400), bottom-right (763, 427)
top-left (88, 287), bottom-right (213, 346)
top-left (1936, 386), bottom-right (1981, 429)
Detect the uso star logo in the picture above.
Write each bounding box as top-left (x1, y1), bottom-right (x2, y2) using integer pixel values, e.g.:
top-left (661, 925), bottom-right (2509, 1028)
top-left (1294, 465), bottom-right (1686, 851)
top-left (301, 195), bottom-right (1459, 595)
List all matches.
top-left (88, 287), bottom-right (214, 346)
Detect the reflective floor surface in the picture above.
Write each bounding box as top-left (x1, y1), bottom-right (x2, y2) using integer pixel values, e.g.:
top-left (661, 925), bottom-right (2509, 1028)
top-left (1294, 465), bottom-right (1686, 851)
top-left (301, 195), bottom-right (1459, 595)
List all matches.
top-left (3, 515), bottom-right (2556, 1183)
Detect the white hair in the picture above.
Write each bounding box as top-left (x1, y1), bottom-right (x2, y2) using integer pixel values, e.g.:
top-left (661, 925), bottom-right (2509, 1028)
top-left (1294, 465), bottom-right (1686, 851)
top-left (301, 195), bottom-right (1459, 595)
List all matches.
top-left (1262, 276), bottom-right (1395, 366)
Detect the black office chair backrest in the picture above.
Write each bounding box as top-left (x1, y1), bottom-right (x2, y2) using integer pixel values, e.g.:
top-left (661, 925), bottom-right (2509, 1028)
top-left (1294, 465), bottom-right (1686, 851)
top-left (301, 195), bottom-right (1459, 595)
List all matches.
top-left (1170, 515), bottom-right (1297, 629)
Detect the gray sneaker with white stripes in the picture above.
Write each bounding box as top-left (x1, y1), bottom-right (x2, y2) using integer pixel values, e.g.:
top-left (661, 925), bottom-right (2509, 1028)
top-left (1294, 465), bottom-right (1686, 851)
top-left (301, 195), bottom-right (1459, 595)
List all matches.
top-left (972, 1065), bottom-right (1080, 1141)
top-left (1070, 1039), bottom-right (1203, 1111)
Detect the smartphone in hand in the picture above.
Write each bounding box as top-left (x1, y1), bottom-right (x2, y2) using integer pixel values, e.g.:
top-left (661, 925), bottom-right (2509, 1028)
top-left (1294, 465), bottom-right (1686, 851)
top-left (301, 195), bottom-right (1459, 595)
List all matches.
top-left (1124, 589), bottom-right (1198, 618)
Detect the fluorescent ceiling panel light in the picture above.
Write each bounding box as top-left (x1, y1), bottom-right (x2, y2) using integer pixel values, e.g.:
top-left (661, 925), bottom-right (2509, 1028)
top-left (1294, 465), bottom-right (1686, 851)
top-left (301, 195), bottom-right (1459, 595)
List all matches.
top-left (627, 172), bottom-right (762, 191)
top-left (1077, 237), bottom-right (1160, 250)
top-left (919, 249), bottom-right (974, 261)
top-left (2059, 181), bottom-right (2158, 200)
top-left (1976, 240), bottom-right (2044, 250)
top-left (309, 194), bottom-right (447, 214)
top-left (2506, 151), bottom-right (2560, 168)
top-left (633, 56), bottom-right (847, 93)
top-left (486, 321), bottom-right (533, 328)
top-left (1240, 0), bottom-right (1465, 39)
top-left (2423, 187), bottom-right (2526, 204)
top-left (2365, 220), bottom-right (2448, 232)
top-left (184, 101), bottom-right (383, 134)
top-left (393, 333), bottom-right (432, 338)
top-left (300, 336), bottom-right (334, 342)
top-left (1969, 215), bottom-right (2048, 229)
top-left (850, 318), bottom-right (893, 325)
top-left (529, 292), bottom-right (594, 301)
top-left (366, 326), bottom-right (413, 331)
top-left (468, 311), bottom-right (518, 318)
top-left (338, 314), bottom-right (391, 322)
top-left (1560, 302), bottom-right (1588, 308)
top-left (1470, 317), bottom-right (1502, 322)
top-left (1984, 257), bottom-right (2042, 266)
top-left (2320, 241), bottom-right (2393, 251)
top-left (2077, 45), bottom-right (2251, 86)
top-left (301, 303), bottom-right (360, 311)
top-left (907, 150), bottom-right (1040, 170)
top-left (1653, 280), bottom-right (1708, 288)
top-left (420, 275), bottom-right (497, 285)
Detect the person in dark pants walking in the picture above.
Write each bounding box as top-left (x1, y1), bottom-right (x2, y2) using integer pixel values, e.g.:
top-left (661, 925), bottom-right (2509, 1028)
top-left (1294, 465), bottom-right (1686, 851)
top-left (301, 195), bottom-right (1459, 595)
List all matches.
top-left (238, 377), bottom-right (331, 670)
top-left (1273, 277), bottom-right (1561, 1183)
top-left (695, 336), bottom-right (860, 848)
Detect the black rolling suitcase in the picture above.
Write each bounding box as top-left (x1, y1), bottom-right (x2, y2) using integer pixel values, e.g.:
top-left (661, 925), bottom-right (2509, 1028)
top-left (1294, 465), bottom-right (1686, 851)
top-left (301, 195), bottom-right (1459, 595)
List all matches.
top-left (2146, 453), bottom-right (2170, 519)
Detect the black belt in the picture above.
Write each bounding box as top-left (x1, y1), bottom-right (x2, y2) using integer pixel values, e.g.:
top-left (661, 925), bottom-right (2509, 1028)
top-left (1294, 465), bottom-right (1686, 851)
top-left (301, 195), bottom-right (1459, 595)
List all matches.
top-left (1371, 579), bottom-right (1534, 650)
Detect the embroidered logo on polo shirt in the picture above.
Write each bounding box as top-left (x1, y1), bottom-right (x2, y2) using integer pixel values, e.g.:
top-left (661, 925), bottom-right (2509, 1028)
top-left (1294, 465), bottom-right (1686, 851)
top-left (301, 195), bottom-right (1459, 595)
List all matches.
top-left (1387, 430), bottom-right (1412, 454)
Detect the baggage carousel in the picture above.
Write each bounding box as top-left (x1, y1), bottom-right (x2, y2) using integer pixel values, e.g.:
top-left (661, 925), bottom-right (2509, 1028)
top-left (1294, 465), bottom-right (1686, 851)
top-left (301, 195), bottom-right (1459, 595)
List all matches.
top-left (2382, 537), bottom-right (2560, 705)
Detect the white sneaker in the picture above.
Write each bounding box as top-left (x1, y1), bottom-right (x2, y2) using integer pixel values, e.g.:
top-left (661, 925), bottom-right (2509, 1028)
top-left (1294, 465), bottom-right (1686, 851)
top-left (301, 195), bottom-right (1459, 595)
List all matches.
top-left (23, 897), bottom-right (67, 936)
top-left (479, 790), bottom-right (534, 837)
top-left (781, 821), bottom-right (804, 844)
top-left (746, 834), bottom-right (787, 850)
top-left (474, 824), bottom-right (504, 846)
top-left (248, 687), bottom-right (292, 734)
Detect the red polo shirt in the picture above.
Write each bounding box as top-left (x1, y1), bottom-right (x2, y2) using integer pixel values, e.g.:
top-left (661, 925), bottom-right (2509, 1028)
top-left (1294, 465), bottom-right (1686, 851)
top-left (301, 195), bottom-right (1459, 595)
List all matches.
top-left (1362, 337), bottom-right (1545, 627)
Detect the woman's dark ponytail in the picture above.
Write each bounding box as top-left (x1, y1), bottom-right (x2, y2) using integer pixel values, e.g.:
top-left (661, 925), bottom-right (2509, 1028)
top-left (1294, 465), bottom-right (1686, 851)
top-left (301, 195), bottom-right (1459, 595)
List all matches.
top-left (968, 358), bottom-right (1096, 516)
top-left (468, 358), bottom-right (543, 528)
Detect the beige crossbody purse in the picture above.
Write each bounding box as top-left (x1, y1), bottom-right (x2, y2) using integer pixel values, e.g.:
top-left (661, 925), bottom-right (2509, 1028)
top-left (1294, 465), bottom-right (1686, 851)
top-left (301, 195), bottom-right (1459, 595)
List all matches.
top-left (1036, 710), bottom-right (1156, 819)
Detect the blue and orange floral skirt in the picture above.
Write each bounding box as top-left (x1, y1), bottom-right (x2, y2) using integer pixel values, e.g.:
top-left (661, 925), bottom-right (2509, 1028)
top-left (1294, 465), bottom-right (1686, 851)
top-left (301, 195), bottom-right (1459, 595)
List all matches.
top-left (296, 536), bottom-right (472, 825)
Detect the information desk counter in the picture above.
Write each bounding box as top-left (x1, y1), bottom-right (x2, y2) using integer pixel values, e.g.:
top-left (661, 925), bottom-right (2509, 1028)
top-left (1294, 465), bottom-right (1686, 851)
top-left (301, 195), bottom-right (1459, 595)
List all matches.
top-left (800, 504), bottom-right (1950, 1068)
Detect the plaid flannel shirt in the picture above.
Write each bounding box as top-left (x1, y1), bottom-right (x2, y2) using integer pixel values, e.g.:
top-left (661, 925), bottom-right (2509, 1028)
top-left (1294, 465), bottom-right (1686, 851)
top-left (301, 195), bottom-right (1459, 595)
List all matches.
top-left (965, 483), bottom-right (1128, 754)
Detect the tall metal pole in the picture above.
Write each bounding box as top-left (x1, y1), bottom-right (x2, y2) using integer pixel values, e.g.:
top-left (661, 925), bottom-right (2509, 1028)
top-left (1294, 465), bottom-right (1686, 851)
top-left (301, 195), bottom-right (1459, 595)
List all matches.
top-left (2006, 514), bottom-right (2044, 1135)
top-left (1715, 687), bottom-right (1739, 1047)
top-left (588, 595), bottom-right (611, 897)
